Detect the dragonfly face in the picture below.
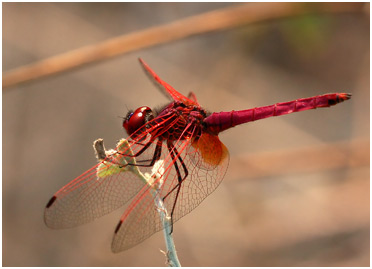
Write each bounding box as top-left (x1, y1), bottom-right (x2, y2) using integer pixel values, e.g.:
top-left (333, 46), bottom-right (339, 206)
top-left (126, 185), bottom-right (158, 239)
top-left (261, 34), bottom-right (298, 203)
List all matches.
top-left (123, 106), bottom-right (153, 138)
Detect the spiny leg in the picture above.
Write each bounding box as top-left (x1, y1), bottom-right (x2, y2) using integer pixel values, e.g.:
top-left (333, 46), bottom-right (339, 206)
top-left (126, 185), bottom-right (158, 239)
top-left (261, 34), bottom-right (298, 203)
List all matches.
top-left (126, 140), bottom-right (163, 168)
top-left (163, 145), bottom-right (189, 201)
top-left (164, 141), bottom-right (189, 233)
top-left (117, 138), bottom-right (154, 158)
top-left (99, 138), bottom-right (163, 169)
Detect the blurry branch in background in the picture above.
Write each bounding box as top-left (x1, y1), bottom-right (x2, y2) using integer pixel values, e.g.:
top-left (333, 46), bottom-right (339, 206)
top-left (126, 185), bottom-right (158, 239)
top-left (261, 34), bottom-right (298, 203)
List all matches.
top-left (3, 2), bottom-right (367, 89)
top-left (228, 138), bottom-right (369, 181)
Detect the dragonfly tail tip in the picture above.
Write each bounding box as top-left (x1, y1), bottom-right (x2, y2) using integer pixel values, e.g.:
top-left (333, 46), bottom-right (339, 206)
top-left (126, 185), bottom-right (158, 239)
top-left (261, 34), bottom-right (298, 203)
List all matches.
top-left (340, 93), bottom-right (352, 101)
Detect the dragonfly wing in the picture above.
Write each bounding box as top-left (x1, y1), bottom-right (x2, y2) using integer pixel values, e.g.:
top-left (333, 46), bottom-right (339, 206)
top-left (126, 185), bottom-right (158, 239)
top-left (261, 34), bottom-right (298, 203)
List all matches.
top-left (44, 110), bottom-right (179, 229)
top-left (138, 58), bottom-right (196, 105)
top-left (44, 163), bottom-right (147, 229)
top-left (111, 133), bottom-right (230, 252)
top-left (44, 135), bottom-right (162, 229)
top-left (187, 91), bottom-right (199, 105)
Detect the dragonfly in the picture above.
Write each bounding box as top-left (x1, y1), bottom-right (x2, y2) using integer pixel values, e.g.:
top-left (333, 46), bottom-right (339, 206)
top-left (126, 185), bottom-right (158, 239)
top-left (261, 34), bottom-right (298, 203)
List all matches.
top-left (44, 58), bottom-right (351, 253)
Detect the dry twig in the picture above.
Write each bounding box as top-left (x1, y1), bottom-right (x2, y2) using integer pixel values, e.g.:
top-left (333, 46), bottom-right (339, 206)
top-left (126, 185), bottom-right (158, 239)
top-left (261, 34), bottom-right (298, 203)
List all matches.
top-left (3, 2), bottom-right (365, 89)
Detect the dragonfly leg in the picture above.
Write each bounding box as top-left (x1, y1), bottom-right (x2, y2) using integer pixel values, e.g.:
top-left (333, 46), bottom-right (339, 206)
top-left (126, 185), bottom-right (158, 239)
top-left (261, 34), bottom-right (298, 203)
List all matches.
top-left (116, 139), bottom-right (154, 158)
top-left (126, 141), bottom-right (163, 167)
top-left (163, 141), bottom-right (189, 234)
top-left (98, 138), bottom-right (163, 169)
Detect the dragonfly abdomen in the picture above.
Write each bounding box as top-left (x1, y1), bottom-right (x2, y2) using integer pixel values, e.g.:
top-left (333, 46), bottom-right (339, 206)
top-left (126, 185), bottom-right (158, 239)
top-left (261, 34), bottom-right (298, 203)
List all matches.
top-left (204, 93), bottom-right (351, 134)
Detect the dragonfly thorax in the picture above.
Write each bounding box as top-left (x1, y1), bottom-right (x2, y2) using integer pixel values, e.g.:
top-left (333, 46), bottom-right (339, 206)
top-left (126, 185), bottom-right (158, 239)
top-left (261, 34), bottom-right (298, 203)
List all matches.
top-left (153, 101), bottom-right (208, 142)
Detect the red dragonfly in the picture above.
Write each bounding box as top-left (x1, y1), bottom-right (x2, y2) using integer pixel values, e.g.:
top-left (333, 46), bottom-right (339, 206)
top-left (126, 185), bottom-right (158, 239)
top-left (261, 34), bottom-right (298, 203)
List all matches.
top-left (44, 58), bottom-right (351, 253)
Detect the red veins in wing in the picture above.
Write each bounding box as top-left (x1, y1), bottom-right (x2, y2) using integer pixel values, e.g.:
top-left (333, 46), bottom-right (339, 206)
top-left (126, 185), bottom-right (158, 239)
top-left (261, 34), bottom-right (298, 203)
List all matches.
top-left (44, 112), bottom-right (182, 229)
top-left (138, 58), bottom-right (196, 106)
top-left (111, 123), bottom-right (197, 252)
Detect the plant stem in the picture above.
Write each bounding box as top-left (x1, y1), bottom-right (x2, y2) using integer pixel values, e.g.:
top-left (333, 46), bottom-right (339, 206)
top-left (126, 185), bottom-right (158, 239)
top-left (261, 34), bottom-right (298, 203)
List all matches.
top-left (94, 139), bottom-right (181, 266)
top-left (153, 189), bottom-right (181, 267)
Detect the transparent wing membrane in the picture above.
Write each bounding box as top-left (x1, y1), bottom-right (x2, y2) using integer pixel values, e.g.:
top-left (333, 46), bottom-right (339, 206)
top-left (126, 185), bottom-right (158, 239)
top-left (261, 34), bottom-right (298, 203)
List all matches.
top-left (112, 126), bottom-right (230, 252)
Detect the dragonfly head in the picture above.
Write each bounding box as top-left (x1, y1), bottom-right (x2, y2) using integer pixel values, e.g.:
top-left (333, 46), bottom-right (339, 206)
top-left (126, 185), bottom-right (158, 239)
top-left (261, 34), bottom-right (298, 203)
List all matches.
top-left (123, 106), bottom-right (153, 137)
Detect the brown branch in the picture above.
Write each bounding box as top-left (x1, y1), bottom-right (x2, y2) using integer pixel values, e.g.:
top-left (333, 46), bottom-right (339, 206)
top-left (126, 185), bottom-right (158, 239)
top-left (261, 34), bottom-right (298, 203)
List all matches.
top-left (3, 2), bottom-right (365, 89)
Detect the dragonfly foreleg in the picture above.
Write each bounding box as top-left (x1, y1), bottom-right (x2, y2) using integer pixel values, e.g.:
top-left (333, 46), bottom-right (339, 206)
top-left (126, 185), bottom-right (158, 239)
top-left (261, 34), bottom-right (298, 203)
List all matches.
top-left (126, 141), bottom-right (163, 168)
top-left (116, 139), bottom-right (154, 158)
top-left (94, 138), bottom-right (161, 169)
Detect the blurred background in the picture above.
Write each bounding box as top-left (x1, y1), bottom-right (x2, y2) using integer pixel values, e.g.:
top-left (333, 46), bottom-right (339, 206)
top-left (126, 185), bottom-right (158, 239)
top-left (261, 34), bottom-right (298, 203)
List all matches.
top-left (3, 2), bottom-right (369, 267)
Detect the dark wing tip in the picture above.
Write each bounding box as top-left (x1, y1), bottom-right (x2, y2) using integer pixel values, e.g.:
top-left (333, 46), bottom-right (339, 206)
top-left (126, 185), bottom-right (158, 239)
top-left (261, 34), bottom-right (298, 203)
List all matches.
top-left (114, 220), bottom-right (123, 234)
top-left (46, 196), bottom-right (57, 208)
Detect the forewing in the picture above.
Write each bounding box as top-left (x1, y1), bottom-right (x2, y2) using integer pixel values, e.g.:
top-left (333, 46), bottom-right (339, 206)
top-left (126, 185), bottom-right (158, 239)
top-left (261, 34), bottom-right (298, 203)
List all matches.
top-left (44, 162), bottom-right (148, 229)
top-left (187, 91), bottom-right (199, 105)
top-left (44, 117), bottom-right (170, 229)
top-left (111, 132), bottom-right (230, 252)
top-left (139, 58), bottom-right (196, 105)
top-left (44, 109), bottom-right (179, 229)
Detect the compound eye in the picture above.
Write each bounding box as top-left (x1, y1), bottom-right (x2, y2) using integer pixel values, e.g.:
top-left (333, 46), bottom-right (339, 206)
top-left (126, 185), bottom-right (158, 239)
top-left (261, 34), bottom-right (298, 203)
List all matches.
top-left (123, 106), bottom-right (152, 136)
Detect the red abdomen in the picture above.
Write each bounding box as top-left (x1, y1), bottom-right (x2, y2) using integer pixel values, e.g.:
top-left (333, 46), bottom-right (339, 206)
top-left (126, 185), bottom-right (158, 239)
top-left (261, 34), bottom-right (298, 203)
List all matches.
top-left (204, 93), bottom-right (351, 134)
